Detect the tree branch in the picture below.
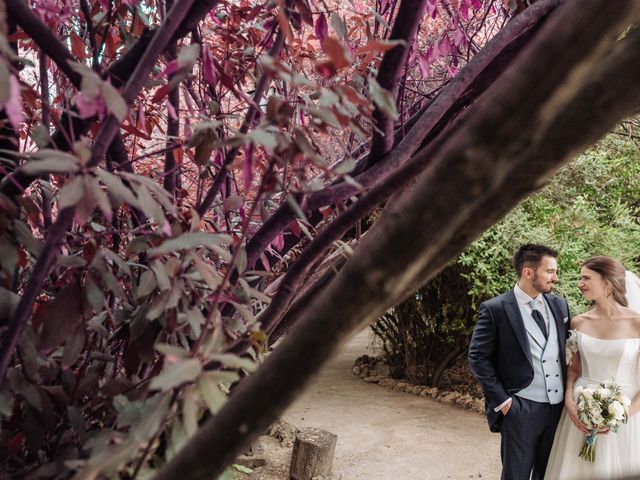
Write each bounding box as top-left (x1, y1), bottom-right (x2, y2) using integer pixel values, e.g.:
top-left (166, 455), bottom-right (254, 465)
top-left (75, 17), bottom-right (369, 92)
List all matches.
top-left (244, 0), bottom-right (561, 270)
top-left (0, 0), bottom-right (221, 198)
top-left (152, 2), bottom-right (640, 478)
top-left (196, 28), bottom-right (287, 217)
top-left (6, 0), bottom-right (81, 86)
top-left (367, 0), bottom-right (428, 164)
top-left (0, 0), bottom-right (209, 386)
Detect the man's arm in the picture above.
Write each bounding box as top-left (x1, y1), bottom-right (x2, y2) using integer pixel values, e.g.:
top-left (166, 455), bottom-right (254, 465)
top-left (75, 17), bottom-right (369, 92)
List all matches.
top-left (468, 302), bottom-right (510, 412)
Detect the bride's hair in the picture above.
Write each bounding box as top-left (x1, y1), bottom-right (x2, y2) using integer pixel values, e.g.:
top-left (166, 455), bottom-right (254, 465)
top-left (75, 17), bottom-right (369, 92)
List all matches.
top-left (582, 256), bottom-right (628, 307)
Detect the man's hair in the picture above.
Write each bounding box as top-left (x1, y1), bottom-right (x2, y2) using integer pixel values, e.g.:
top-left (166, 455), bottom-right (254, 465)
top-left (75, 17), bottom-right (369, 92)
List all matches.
top-left (513, 244), bottom-right (558, 278)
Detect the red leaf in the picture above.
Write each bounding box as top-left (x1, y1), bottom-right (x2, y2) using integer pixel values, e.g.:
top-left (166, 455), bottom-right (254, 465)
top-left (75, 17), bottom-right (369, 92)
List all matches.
top-left (290, 219), bottom-right (302, 237)
top-left (323, 37), bottom-right (351, 69)
top-left (39, 281), bottom-right (84, 351)
top-left (315, 61), bottom-right (337, 79)
top-left (137, 104), bottom-right (148, 133)
top-left (276, 0), bottom-right (294, 41)
top-left (152, 84), bottom-right (170, 103)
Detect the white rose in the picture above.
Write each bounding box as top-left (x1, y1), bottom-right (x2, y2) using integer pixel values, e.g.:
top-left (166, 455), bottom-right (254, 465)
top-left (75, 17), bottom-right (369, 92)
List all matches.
top-left (608, 401), bottom-right (626, 420)
top-left (597, 387), bottom-right (611, 398)
top-left (590, 412), bottom-right (605, 427)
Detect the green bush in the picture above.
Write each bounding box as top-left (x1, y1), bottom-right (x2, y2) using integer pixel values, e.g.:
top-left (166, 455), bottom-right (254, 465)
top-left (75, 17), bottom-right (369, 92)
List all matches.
top-left (373, 132), bottom-right (640, 385)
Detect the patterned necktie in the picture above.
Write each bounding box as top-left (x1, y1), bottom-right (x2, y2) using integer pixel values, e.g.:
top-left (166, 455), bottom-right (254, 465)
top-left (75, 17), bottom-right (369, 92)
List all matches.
top-left (530, 299), bottom-right (548, 339)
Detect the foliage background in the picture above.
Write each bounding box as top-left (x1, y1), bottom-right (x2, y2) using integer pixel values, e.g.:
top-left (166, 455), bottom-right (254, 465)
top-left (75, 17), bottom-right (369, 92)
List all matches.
top-left (373, 129), bottom-right (640, 386)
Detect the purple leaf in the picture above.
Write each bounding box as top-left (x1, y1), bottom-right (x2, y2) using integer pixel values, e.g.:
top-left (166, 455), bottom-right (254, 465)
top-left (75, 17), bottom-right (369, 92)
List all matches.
top-left (315, 13), bottom-right (328, 47)
top-left (426, 0), bottom-right (438, 19)
top-left (459, 0), bottom-right (469, 20)
top-left (202, 45), bottom-right (217, 88)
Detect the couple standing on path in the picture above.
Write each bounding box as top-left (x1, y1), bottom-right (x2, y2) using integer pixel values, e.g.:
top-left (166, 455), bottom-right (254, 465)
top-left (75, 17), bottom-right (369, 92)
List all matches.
top-left (469, 244), bottom-right (640, 480)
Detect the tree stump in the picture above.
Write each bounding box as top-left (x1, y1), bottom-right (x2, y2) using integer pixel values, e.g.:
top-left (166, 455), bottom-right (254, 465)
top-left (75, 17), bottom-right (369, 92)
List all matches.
top-left (289, 427), bottom-right (337, 480)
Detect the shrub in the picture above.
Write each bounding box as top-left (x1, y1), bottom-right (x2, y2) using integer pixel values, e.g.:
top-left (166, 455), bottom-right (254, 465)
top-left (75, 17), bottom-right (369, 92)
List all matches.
top-left (372, 131), bottom-right (640, 386)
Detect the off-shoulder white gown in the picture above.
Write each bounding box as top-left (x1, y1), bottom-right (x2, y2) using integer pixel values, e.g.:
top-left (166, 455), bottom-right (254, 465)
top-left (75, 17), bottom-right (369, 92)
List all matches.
top-left (544, 331), bottom-right (640, 479)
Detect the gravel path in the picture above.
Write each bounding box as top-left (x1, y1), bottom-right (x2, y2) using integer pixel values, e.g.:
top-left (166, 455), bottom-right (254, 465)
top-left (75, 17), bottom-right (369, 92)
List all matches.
top-left (281, 328), bottom-right (502, 480)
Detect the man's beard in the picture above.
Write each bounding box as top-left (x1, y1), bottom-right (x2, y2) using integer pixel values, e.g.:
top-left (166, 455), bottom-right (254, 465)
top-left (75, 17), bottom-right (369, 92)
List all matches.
top-left (532, 274), bottom-right (554, 294)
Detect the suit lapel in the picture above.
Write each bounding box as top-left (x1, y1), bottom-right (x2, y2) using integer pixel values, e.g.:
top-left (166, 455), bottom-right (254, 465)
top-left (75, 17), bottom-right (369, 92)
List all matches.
top-left (503, 291), bottom-right (533, 367)
top-left (545, 294), bottom-right (567, 362)
top-left (522, 313), bottom-right (546, 349)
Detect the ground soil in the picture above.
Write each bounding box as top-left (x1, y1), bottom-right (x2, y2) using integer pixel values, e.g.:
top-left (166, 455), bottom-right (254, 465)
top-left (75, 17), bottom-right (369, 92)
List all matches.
top-left (235, 329), bottom-right (501, 480)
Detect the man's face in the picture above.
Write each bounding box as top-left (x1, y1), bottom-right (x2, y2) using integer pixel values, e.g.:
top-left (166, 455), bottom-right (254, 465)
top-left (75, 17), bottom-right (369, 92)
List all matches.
top-left (528, 255), bottom-right (558, 294)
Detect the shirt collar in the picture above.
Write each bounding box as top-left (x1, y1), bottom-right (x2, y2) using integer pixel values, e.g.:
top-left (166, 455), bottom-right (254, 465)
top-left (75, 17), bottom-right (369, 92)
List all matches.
top-left (513, 283), bottom-right (544, 306)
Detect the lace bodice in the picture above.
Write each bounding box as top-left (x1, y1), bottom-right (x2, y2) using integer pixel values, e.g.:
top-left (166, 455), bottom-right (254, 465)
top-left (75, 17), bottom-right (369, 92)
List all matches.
top-left (577, 331), bottom-right (640, 387)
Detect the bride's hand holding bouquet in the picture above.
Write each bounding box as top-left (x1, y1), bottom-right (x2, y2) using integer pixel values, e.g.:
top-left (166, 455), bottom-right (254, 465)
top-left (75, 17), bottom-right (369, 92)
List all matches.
top-left (575, 381), bottom-right (630, 463)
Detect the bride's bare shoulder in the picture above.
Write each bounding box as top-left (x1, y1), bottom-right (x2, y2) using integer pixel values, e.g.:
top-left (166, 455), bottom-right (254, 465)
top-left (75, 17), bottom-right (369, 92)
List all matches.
top-left (628, 308), bottom-right (640, 331)
top-left (570, 311), bottom-right (593, 330)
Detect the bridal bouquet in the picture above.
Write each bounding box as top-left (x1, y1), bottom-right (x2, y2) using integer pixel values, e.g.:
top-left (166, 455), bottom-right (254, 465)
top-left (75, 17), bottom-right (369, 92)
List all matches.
top-left (575, 380), bottom-right (630, 462)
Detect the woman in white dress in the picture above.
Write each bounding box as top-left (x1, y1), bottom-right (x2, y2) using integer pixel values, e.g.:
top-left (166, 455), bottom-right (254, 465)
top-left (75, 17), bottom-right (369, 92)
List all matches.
top-left (544, 256), bottom-right (640, 479)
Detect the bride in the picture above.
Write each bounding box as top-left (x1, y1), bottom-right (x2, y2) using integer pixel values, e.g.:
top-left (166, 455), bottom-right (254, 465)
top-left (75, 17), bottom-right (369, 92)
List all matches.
top-left (544, 256), bottom-right (640, 479)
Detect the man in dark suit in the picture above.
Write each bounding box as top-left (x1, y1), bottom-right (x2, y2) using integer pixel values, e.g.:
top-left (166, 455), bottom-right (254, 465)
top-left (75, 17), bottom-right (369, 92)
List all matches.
top-left (468, 244), bottom-right (570, 480)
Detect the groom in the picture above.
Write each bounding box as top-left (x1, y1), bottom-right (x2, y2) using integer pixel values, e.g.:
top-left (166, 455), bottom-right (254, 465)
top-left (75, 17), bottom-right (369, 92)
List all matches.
top-left (468, 244), bottom-right (570, 480)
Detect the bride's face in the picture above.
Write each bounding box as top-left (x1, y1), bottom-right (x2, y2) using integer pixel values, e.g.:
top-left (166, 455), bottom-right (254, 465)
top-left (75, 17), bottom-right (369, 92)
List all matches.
top-left (578, 267), bottom-right (608, 302)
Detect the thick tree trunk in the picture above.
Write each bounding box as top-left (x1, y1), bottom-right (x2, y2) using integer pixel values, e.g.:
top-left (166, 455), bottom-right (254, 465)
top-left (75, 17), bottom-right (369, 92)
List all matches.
top-left (152, 3), bottom-right (640, 479)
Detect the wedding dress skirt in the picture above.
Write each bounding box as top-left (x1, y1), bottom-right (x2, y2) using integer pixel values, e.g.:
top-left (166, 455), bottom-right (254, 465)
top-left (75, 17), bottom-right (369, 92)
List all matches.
top-left (544, 332), bottom-right (640, 479)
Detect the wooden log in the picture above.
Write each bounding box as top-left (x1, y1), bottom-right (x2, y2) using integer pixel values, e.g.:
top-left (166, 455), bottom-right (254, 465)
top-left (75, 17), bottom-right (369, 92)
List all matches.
top-left (289, 428), bottom-right (337, 480)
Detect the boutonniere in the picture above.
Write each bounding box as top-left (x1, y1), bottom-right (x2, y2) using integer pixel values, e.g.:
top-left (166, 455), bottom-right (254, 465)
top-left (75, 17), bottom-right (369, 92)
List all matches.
top-left (566, 329), bottom-right (579, 366)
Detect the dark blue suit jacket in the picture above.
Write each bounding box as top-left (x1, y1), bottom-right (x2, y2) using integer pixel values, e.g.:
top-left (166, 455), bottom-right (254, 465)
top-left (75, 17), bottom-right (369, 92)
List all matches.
top-left (468, 290), bottom-right (570, 432)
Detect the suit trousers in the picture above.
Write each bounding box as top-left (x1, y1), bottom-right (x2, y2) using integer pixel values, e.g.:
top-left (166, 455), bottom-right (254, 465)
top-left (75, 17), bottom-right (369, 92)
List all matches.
top-left (500, 396), bottom-right (563, 480)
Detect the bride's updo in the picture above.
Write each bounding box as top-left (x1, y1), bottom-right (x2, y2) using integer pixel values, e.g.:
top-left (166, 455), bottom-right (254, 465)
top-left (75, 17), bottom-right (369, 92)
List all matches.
top-left (582, 256), bottom-right (628, 307)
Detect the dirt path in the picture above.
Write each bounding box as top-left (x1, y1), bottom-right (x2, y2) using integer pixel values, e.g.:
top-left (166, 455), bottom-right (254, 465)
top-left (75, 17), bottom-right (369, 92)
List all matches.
top-left (281, 328), bottom-right (502, 480)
